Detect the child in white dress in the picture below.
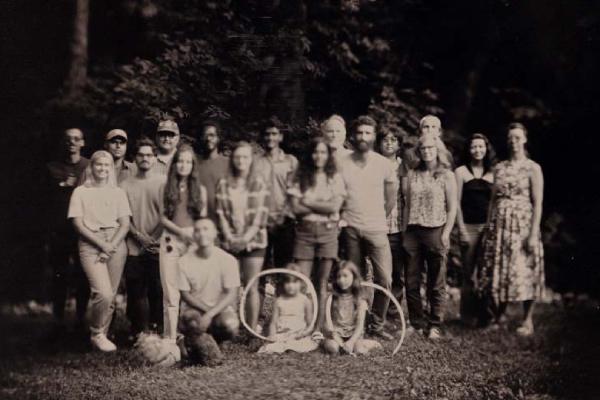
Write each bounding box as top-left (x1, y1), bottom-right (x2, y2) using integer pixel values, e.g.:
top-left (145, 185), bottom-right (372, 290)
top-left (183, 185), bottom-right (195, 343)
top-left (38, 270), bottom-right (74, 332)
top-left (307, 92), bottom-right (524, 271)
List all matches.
top-left (258, 270), bottom-right (318, 354)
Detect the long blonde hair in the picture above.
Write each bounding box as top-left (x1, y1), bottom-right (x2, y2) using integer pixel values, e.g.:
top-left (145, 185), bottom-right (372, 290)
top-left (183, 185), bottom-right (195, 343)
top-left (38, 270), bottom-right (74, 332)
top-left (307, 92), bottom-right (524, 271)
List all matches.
top-left (80, 150), bottom-right (117, 188)
top-left (416, 133), bottom-right (452, 178)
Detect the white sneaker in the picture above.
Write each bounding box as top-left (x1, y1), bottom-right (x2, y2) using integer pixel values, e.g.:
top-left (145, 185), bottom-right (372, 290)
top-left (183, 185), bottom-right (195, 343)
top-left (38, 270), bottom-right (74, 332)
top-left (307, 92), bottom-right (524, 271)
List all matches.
top-left (428, 327), bottom-right (443, 341)
top-left (91, 333), bottom-right (117, 352)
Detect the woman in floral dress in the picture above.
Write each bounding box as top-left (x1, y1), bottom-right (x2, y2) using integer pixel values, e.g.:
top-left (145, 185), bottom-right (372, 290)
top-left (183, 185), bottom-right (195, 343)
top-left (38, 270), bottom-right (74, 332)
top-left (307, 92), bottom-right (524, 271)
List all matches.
top-left (479, 122), bottom-right (544, 336)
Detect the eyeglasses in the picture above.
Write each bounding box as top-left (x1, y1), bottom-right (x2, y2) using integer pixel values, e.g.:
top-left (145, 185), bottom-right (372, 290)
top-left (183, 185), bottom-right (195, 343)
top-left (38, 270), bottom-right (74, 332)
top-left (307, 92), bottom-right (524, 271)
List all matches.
top-left (65, 137), bottom-right (83, 144)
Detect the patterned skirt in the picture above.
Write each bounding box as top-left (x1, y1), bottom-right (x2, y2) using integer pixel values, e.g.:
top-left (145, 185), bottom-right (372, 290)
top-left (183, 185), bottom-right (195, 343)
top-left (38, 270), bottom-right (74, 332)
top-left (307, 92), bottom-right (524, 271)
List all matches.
top-left (478, 198), bottom-right (545, 302)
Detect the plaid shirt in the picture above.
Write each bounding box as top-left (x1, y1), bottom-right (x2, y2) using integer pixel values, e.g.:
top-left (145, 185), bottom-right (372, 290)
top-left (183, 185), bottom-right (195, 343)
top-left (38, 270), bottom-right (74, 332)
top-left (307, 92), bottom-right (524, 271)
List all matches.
top-left (215, 175), bottom-right (270, 251)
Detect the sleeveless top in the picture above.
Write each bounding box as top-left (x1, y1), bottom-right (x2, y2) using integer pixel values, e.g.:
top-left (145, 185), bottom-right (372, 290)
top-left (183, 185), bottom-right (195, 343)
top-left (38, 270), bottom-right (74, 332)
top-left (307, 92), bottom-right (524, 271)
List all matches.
top-left (332, 293), bottom-right (366, 338)
top-left (275, 294), bottom-right (308, 335)
top-left (407, 169), bottom-right (447, 227)
top-left (460, 166), bottom-right (493, 224)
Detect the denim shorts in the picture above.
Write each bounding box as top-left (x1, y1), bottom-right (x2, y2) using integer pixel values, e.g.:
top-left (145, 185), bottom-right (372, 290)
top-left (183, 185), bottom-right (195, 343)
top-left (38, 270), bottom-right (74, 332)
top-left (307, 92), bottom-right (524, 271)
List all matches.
top-left (293, 220), bottom-right (339, 260)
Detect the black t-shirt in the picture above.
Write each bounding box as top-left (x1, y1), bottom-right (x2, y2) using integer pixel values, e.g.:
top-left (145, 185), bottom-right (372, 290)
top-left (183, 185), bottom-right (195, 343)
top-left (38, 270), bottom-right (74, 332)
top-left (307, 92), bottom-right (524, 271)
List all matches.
top-left (46, 157), bottom-right (89, 232)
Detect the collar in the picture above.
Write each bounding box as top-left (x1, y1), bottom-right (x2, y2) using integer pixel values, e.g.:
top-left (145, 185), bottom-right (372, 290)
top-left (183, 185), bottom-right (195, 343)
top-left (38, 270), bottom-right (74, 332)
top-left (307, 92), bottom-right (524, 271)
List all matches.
top-left (157, 152), bottom-right (175, 164)
top-left (266, 148), bottom-right (287, 162)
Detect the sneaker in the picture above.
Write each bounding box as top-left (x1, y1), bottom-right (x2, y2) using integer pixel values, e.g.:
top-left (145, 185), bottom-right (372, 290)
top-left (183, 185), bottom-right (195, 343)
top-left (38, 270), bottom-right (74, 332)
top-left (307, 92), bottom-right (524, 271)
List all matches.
top-left (90, 333), bottom-right (117, 352)
top-left (405, 326), bottom-right (424, 337)
top-left (428, 327), bottom-right (443, 341)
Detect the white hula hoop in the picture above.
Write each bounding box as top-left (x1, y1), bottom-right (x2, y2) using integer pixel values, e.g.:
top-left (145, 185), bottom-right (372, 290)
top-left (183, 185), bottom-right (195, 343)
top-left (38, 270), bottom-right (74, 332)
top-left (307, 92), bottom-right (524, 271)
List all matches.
top-left (240, 268), bottom-right (319, 342)
top-left (325, 282), bottom-right (406, 356)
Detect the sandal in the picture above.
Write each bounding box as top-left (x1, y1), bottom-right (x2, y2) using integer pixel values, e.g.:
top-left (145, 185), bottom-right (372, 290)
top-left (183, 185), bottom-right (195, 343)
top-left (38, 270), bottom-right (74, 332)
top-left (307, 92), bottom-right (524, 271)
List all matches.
top-left (311, 331), bottom-right (324, 342)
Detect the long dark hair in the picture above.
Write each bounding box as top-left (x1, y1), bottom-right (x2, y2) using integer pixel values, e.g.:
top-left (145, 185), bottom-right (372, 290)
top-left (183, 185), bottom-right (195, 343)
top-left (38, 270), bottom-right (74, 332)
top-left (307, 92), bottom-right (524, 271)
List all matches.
top-left (331, 260), bottom-right (365, 303)
top-left (164, 143), bottom-right (205, 220)
top-left (296, 137), bottom-right (337, 192)
top-left (462, 133), bottom-right (497, 174)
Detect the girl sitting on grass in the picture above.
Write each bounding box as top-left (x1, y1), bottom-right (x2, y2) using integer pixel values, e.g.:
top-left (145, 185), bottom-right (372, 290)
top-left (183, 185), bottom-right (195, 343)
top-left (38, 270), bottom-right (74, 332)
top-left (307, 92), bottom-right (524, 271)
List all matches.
top-left (323, 261), bottom-right (382, 356)
top-left (258, 265), bottom-right (318, 354)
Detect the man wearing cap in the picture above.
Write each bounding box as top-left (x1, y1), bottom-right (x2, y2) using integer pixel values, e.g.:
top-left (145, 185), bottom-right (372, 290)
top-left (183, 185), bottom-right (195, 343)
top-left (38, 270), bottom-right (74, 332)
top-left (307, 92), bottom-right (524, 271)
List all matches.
top-left (45, 128), bottom-right (90, 332)
top-left (105, 129), bottom-right (137, 184)
top-left (153, 120), bottom-right (180, 176)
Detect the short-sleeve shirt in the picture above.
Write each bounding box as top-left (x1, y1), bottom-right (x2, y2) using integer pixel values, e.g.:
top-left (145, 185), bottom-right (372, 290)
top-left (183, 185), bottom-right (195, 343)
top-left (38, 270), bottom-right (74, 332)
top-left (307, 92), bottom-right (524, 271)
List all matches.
top-left (152, 152), bottom-right (175, 176)
top-left (254, 150), bottom-right (298, 226)
top-left (121, 174), bottom-right (166, 256)
top-left (67, 185), bottom-right (131, 231)
top-left (197, 155), bottom-right (229, 222)
top-left (178, 247), bottom-right (241, 311)
top-left (340, 152), bottom-right (398, 232)
top-left (115, 160), bottom-right (138, 185)
top-left (288, 172), bottom-right (346, 222)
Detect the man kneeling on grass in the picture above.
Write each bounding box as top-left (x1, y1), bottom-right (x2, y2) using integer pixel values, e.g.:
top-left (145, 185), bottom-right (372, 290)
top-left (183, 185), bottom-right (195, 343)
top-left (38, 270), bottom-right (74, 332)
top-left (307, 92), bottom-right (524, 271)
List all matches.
top-left (178, 218), bottom-right (240, 366)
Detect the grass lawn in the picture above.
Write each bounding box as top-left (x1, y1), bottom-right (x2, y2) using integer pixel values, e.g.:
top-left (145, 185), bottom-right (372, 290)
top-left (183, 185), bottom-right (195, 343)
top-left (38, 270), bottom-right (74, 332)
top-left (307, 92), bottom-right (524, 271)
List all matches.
top-left (0, 298), bottom-right (598, 400)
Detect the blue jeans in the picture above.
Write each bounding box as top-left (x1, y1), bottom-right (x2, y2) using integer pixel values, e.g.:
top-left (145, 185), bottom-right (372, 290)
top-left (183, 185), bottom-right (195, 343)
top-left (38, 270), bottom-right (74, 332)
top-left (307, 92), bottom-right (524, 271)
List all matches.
top-left (389, 232), bottom-right (406, 303)
top-left (403, 225), bottom-right (448, 329)
top-left (340, 227), bottom-right (392, 332)
top-left (78, 228), bottom-right (127, 335)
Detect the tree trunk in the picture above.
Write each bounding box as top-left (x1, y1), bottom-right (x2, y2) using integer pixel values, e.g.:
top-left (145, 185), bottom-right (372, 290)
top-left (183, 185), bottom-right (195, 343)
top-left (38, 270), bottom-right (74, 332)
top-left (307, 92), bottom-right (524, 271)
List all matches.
top-left (64, 0), bottom-right (89, 98)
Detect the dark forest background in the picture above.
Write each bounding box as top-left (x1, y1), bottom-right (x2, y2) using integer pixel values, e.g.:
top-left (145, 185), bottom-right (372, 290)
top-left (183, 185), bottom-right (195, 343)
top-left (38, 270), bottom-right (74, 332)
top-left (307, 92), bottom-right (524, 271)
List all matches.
top-left (0, 0), bottom-right (598, 301)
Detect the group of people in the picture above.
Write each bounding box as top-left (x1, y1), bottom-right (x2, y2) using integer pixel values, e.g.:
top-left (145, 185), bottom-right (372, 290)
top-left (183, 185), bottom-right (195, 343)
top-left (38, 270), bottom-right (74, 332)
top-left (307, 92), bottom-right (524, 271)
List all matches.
top-left (45, 113), bottom-right (545, 364)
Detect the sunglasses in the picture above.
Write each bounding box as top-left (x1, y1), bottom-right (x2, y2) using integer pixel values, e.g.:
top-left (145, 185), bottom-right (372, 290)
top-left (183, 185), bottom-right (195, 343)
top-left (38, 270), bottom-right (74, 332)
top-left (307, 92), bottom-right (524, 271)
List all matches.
top-left (158, 131), bottom-right (178, 138)
top-left (108, 138), bottom-right (127, 144)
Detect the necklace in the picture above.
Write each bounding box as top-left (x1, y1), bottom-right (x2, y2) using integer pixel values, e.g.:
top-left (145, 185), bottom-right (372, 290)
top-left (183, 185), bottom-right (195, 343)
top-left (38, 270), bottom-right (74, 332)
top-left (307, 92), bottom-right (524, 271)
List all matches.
top-left (179, 182), bottom-right (187, 192)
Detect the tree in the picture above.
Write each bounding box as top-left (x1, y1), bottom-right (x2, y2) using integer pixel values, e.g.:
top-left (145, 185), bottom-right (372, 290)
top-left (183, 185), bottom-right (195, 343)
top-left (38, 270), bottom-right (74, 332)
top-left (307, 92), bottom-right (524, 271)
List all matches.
top-left (63, 0), bottom-right (89, 99)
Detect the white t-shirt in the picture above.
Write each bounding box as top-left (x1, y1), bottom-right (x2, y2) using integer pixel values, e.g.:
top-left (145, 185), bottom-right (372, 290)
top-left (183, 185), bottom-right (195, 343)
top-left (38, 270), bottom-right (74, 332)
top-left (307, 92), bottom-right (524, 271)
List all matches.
top-left (67, 185), bottom-right (131, 231)
top-left (178, 246), bottom-right (241, 311)
top-left (340, 152), bottom-right (398, 232)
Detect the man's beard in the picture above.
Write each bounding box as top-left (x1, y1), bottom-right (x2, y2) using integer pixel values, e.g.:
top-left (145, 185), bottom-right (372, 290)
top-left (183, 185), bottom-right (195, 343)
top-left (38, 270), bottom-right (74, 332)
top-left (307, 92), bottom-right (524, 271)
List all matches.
top-left (356, 141), bottom-right (371, 152)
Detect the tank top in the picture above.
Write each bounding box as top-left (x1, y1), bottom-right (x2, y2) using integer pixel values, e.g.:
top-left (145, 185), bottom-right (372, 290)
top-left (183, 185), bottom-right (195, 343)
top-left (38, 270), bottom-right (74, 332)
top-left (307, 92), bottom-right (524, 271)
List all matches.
top-left (461, 167), bottom-right (493, 224)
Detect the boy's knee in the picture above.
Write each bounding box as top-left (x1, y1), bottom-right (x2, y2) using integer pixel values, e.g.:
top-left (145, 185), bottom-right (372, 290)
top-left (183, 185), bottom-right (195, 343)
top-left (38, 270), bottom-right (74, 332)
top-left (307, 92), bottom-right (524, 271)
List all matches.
top-left (323, 339), bottom-right (340, 354)
top-left (219, 314), bottom-right (240, 338)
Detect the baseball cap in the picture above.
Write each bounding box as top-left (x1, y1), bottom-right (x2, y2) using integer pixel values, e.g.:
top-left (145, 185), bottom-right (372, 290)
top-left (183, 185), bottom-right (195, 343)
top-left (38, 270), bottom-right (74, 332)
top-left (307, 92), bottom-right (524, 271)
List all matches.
top-left (105, 129), bottom-right (128, 142)
top-left (157, 120), bottom-right (180, 135)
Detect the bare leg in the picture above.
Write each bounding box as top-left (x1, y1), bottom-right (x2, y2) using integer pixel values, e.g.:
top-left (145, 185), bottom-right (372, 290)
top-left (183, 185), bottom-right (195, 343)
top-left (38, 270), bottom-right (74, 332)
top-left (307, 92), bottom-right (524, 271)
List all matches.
top-left (315, 258), bottom-right (333, 331)
top-left (295, 260), bottom-right (313, 279)
top-left (521, 300), bottom-right (535, 331)
top-left (241, 256), bottom-right (264, 330)
top-left (323, 339), bottom-right (340, 354)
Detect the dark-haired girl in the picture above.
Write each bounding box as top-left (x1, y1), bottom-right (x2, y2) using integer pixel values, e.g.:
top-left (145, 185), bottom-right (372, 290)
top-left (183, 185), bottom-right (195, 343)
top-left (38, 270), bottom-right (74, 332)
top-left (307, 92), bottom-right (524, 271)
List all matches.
top-left (478, 123), bottom-right (544, 336)
top-left (455, 133), bottom-right (495, 325)
top-left (322, 261), bottom-right (382, 355)
top-left (288, 137), bottom-right (346, 335)
top-left (160, 144), bottom-right (207, 341)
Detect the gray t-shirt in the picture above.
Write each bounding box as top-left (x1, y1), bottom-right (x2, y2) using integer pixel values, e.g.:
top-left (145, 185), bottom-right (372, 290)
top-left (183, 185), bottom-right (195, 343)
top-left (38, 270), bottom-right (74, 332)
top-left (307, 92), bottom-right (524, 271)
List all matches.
top-left (121, 174), bottom-right (166, 256)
